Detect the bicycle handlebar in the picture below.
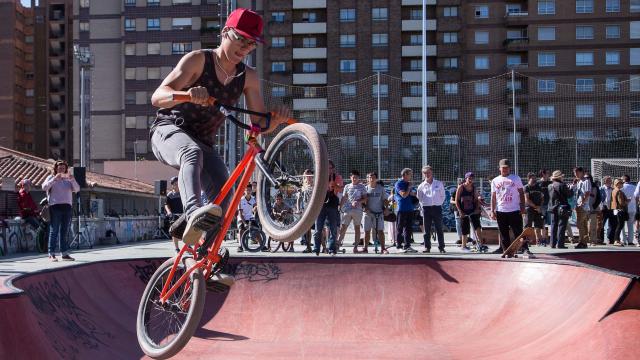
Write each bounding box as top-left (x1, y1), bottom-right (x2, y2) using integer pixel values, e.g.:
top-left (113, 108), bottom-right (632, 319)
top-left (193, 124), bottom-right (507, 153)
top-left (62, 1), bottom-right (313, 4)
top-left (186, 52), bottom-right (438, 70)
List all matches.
top-left (171, 92), bottom-right (296, 131)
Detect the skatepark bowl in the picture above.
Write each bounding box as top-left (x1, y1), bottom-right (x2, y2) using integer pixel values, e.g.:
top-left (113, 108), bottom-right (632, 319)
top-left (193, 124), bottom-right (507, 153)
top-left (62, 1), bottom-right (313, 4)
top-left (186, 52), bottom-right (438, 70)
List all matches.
top-left (1, 254), bottom-right (639, 360)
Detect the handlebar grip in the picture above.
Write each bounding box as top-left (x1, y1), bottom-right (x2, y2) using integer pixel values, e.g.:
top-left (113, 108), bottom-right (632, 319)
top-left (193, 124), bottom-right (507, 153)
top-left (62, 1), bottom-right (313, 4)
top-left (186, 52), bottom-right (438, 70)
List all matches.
top-left (286, 118), bottom-right (297, 125)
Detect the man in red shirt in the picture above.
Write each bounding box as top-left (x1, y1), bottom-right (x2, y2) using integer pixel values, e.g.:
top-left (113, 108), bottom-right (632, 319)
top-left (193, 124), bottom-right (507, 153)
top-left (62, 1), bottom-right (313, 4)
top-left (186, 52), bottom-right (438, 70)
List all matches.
top-left (17, 179), bottom-right (43, 230)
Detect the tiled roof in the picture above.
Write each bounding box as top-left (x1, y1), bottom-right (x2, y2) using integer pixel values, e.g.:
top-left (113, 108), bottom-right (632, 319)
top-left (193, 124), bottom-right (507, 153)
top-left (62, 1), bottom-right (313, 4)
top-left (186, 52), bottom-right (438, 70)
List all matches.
top-left (0, 147), bottom-right (154, 195)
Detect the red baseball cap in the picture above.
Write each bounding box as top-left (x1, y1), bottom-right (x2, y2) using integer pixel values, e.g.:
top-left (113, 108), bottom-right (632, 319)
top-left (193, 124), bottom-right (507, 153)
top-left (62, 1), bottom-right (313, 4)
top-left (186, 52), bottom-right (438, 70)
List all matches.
top-left (225, 8), bottom-right (264, 43)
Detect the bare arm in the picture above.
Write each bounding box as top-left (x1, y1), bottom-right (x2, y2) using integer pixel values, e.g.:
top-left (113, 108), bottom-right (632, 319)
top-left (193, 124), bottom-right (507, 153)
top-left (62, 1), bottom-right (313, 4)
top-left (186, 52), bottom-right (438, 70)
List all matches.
top-left (243, 68), bottom-right (289, 134)
top-left (518, 188), bottom-right (526, 214)
top-left (455, 185), bottom-right (463, 214)
top-left (151, 51), bottom-right (208, 108)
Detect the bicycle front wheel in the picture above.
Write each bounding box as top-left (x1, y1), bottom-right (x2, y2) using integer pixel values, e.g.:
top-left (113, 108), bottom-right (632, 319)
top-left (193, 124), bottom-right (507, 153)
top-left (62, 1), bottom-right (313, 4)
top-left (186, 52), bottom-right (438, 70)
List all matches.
top-left (240, 226), bottom-right (267, 252)
top-left (136, 256), bottom-right (205, 359)
top-left (256, 123), bottom-right (328, 241)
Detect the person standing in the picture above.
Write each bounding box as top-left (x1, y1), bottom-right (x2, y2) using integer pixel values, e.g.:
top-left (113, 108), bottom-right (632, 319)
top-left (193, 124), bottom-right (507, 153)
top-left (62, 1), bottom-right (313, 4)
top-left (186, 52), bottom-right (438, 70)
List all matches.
top-left (164, 176), bottom-right (184, 253)
top-left (313, 160), bottom-right (341, 255)
top-left (548, 170), bottom-right (572, 249)
top-left (395, 168), bottom-right (417, 253)
top-left (600, 176), bottom-right (616, 245)
top-left (337, 170), bottom-right (367, 253)
top-left (524, 172), bottom-right (545, 246)
top-left (612, 179), bottom-right (628, 246)
top-left (417, 166), bottom-right (446, 253)
top-left (236, 184), bottom-right (256, 252)
top-left (490, 159), bottom-right (525, 254)
top-left (455, 172), bottom-right (482, 252)
top-left (538, 169), bottom-right (552, 245)
top-left (585, 174), bottom-right (601, 246)
top-left (363, 172), bottom-right (388, 254)
top-left (569, 167), bottom-right (591, 249)
top-left (42, 161), bottom-right (80, 261)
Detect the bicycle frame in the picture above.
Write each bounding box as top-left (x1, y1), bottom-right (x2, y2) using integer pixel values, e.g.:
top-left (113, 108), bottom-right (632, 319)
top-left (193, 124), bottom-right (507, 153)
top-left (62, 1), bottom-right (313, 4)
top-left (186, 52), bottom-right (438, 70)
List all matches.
top-left (158, 94), bottom-right (294, 304)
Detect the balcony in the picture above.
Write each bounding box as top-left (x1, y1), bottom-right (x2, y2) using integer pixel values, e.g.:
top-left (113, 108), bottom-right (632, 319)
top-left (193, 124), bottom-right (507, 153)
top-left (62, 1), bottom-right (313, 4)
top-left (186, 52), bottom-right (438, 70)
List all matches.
top-left (505, 63), bottom-right (529, 71)
top-left (310, 123), bottom-right (328, 135)
top-left (402, 45), bottom-right (437, 57)
top-left (293, 0), bottom-right (326, 8)
top-left (504, 12), bottom-right (529, 26)
top-left (402, 70), bottom-right (437, 82)
top-left (293, 73), bottom-right (327, 85)
top-left (402, 0), bottom-right (436, 5)
top-left (293, 47), bottom-right (327, 59)
top-left (402, 96), bottom-right (437, 108)
top-left (503, 37), bottom-right (529, 51)
top-left (293, 98), bottom-right (327, 110)
top-left (293, 22), bottom-right (327, 34)
top-left (401, 19), bottom-right (437, 32)
top-left (402, 122), bottom-right (437, 134)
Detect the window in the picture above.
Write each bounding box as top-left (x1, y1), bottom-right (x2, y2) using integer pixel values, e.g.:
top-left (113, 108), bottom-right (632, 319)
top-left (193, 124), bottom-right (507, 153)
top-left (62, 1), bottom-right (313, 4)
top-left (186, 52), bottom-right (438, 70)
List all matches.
top-left (125, 44), bottom-right (136, 55)
top-left (147, 43), bottom-right (160, 55)
top-left (508, 132), bottom-right (522, 145)
top-left (302, 62), bottom-right (316, 73)
top-left (576, 25), bottom-right (593, 39)
top-left (372, 33), bottom-right (388, 47)
top-left (125, 92), bottom-right (136, 105)
top-left (606, 0), bottom-right (621, 12)
top-left (606, 77), bottom-right (620, 91)
top-left (373, 110), bottom-right (389, 122)
top-left (272, 12), bottom-right (285, 23)
top-left (340, 9), bottom-right (355, 22)
top-left (148, 0), bottom-right (159, 5)
top-left (271, 37), bottom-right (285, 48)
top-left (148, 67), bottom-right (160, 79)
top-left (410, 136), bottom-right (423, 146)
top-left (80, 0), bottom-right (89, 8)
top-left (606, 25), bottom-right (621, 39)
top-left (341, 111), bottom-right (356, 123)
top-left (271, 62), bottom-right (285, 73)
top-left (303, 37), bottom-right (316, 48)
top-left (303, 87), bottom-right (317, 98)
top-left (172, 42), bottom-right (191, 54)
top-left (125, 116), bottom-right (136, 128)
top-left (408, 35), bottom-right (422, 46)
top-left (576, 0), bottom-right (593, 13)
top-left (341, 84), bottom-right (356, 96)
top-left (25, 89), bottom-right (34, 97)
top-left (172, 0), bottom-right (191, 4)
top-left (576, 52), bottom-right (594, 66)
top-left (410, 59), bottom-right (422, 71)
top-left (476, 132), bottom-right (489, 146)
top-left (443, 109), bottom-right (459, 120)
top-left (538, 27), bottom-right (556, 41)
top-left (632, 102), bottom-right (640, 117)
top-left (372, 84), bottom-right (388, 97)
top-left (372, 8), bottom-right (388, 21)
top-left (443, 57), bottom-right (459, 69)
top-left (341, 136), bottom-right (356, 149)
top-left (538, 131), bottom-right (557, 141)
top-left (538, 0), bottom-right (555, 14)
top-left (340, 59), bottom-right (356, 73)
top-left (631, 76), bottom-right (640, 91)
top-left (631, 48), bottom-right (640, 65)
top-left (475, 81), bottom-right (489, 95)
top-left (147, 18), bottom-right (160, 30)
top-left (475, 31), bottom-right (489, 44)
top-left (372, 59), bottom-right (389, 72)
top-left (409, 85), bottom-right (421, 96)
top-left (633, 0), bottom-right (640, 12)
top-left (444, 7), bottom-right (458, 17)
top-left (172, 18), bottom-right (192, 30)
top-left (25, 35), bottom-right (33, 43)
top-left (79, 21), bottom-right (89, 32)
top-left (576, 78), bottom-right (594, 92)
top-left (475, 107), bottom-right (489, 120)
top-left (576, 130), bottom-right (594, 143)
top-left (475, 56), bottom-right (489, 69)
top-left (606, 103), bottom-right (620, 117)
top-left (125, 0), bottom-right (135, 6)
top-left (302, 12), bottom-right (317, 23)
top-left (372, 135), bottom-right (389, 149)
top-left (125, 68), bottom-right (136, 80)
top-left (444, 83), bottom-right (458, 94)
top-left (538, 79), bottom-right (556, 92)
top-left (606, 51), bottom-right (621, 65)
top-left (576, 104), bottom-right (594, 118)
top-left (443, 32), bottom-right (458, 43)
top-left (632, 21), bottom-right (640, 39)
top-left (410, 9), bottom-right (422, 20)
top-left (410, 110), bottom-right (422, 121)
top-left (507, 55), bottom-right (523, 66)
top-left (340, 34), bottom-right (356, 48)
top-left (475, 5), bottom-right (489, 18)
top-left (538, 105), bottom-right (555, 118)
top-left (272, 87), bottom-right (286, 97)
top-left (125, 18), bottom-right (135, 31)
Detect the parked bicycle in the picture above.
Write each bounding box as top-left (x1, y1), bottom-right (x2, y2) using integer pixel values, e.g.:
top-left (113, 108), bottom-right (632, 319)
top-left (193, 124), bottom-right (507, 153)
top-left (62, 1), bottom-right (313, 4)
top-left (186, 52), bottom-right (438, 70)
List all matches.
top-left (136, 93), bottom-right (328, 358)
top-left (239, 219), bottom-right (267, 252)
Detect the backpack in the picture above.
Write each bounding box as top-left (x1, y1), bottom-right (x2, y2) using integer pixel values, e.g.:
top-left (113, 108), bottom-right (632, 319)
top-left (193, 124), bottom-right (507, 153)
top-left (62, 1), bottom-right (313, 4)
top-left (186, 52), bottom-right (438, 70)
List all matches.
top-left (592, 184), bottom-right (602, 210)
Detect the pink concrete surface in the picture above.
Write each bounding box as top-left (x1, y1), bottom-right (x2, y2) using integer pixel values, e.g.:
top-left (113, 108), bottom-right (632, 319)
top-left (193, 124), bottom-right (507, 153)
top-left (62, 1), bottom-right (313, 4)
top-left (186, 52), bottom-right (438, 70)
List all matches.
top-left (1, 257), bottom-right (639, 360)
top-left (554, 251), bottom-right (640, 276)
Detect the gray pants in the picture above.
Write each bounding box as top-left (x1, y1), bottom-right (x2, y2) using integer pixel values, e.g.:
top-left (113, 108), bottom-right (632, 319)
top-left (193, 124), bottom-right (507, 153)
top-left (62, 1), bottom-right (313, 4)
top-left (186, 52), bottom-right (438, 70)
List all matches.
top-left (151, 124), bottom-right (229, 217)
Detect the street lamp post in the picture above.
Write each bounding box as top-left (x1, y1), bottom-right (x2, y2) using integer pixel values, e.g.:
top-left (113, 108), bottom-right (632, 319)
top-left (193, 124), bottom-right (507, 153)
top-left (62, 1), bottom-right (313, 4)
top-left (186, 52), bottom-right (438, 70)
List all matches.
top-left (421, 0), bottom-right (429, 166)
top-left (73, 45), bottom-right (93, 168)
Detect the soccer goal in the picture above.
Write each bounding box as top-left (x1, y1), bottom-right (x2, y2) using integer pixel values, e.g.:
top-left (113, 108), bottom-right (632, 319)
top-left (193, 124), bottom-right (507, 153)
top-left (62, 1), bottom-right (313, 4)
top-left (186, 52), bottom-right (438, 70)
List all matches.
top-left (591, 158), bottom-right (640, 182)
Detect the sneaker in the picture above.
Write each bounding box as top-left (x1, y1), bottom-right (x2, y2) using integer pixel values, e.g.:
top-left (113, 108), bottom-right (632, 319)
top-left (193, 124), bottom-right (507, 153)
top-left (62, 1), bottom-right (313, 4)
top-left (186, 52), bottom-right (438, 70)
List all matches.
top-left (182, 204), bottom-right (223, 246)
top-left (237, 246), bottom-right (244, 252)
top-left (614, 241), bottom-right (624, 247)
top-left (491, 248), bottom-right (503, 254)
top-left (460, 247), bottom-right (471, 253)
top-left (439, 248), bottom-right (446, 254)
top-left (206, 273), bottom-right (235, 293)
top-left (48, 255), bottom-right (58, 262)
top-left (61, 255), bottom-right (75, 261)
top-left (575, 243), bottom-right (588, 249)
top-left (404, 247), bottom-right (418, 253)
top-left (422, 248), bottom-right (431, 253)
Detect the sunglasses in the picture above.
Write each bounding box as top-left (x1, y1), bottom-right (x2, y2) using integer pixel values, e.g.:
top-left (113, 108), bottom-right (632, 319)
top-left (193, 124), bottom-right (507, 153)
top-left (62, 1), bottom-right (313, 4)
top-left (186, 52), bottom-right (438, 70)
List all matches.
top-left (227, 29), bottom-right (257, 48)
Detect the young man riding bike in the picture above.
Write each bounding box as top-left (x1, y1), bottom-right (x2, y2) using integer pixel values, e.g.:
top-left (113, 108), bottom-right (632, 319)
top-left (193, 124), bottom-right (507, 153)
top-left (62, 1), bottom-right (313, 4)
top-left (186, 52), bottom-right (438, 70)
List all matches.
top-left (150, 8), bottom-right (289, 247)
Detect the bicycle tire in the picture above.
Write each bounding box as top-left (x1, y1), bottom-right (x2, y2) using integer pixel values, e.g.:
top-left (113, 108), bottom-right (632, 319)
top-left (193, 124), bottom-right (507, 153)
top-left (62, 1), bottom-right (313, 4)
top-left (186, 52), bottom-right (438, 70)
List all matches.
top-left (240, 226), bottom-right (267, 253)
top-left (8, 233), bottom-right (19, 254)
top-left (136, 257), bottom-right (205, 359)
top-left (256, 123), bottom-right (328, 241)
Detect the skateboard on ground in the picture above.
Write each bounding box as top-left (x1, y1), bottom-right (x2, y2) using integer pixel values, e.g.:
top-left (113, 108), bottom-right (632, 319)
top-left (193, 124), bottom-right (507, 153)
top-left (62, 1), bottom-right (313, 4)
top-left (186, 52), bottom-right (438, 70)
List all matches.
top-left (501, 227), bottom-right (536, 258)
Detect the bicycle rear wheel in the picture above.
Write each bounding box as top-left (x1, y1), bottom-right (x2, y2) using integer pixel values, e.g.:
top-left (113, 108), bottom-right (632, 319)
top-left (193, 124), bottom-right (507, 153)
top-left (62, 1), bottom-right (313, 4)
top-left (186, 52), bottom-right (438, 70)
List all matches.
top-left (240, 225), bottom-right (267, 252)
top-left (136, 256), bottom-right (205, 359)
top-left (256, 123), bottom-right (328, 241)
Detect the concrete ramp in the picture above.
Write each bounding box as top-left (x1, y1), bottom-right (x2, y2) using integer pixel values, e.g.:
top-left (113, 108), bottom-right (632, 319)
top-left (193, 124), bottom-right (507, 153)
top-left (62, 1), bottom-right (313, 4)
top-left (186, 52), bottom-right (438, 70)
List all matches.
top-left (1, 258), bottom-right (639, 359)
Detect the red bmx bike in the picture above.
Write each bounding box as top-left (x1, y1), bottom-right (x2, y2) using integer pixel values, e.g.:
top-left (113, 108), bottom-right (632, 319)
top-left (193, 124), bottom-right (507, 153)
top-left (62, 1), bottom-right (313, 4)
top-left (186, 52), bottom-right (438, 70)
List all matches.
top-left (136, 92), bottom-right (328, 359)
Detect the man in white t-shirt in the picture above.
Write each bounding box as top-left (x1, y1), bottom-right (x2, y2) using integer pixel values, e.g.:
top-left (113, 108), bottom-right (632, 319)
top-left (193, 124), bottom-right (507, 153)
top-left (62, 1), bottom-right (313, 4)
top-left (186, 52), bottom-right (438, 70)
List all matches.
top-left (237, 185), bottom-right (256, 252)
top-left (490, 159), bottom-right (525, 254)
top-left (338, 170), bottom-right (367, 253)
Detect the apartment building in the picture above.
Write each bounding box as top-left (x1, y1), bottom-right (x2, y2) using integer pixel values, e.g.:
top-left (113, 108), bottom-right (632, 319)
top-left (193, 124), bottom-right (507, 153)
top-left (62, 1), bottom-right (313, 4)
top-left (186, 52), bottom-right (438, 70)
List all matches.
top-left (0, 0), bottom-right (35, 155)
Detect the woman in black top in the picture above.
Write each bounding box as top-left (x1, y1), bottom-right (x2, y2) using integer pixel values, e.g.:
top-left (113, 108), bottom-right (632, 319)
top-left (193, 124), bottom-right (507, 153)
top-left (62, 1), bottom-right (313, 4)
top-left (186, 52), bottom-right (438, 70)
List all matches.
top-left (548, 170), bottom-right (573, 248)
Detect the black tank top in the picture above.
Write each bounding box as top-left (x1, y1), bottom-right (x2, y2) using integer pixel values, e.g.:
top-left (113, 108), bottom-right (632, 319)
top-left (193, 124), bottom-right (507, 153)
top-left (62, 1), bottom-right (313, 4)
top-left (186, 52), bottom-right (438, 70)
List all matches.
top-left (153, 49), bottom-right (246, 146)
top-left (457, 184), bottom-right (476, 215)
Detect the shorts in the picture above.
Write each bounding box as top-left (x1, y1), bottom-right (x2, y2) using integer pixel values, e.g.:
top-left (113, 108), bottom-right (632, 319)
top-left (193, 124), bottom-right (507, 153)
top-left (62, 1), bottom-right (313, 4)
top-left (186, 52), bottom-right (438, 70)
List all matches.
top-left (364, 212), bottom-right (385, 231)
top-left (342, 209), bottom-right (363, 226)
top-left (461, 213), bottom-right (481, 236)
top-left (526, 209), bottom-right (545, 229)
top-left (541, 205), bottom-right (551, 225)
